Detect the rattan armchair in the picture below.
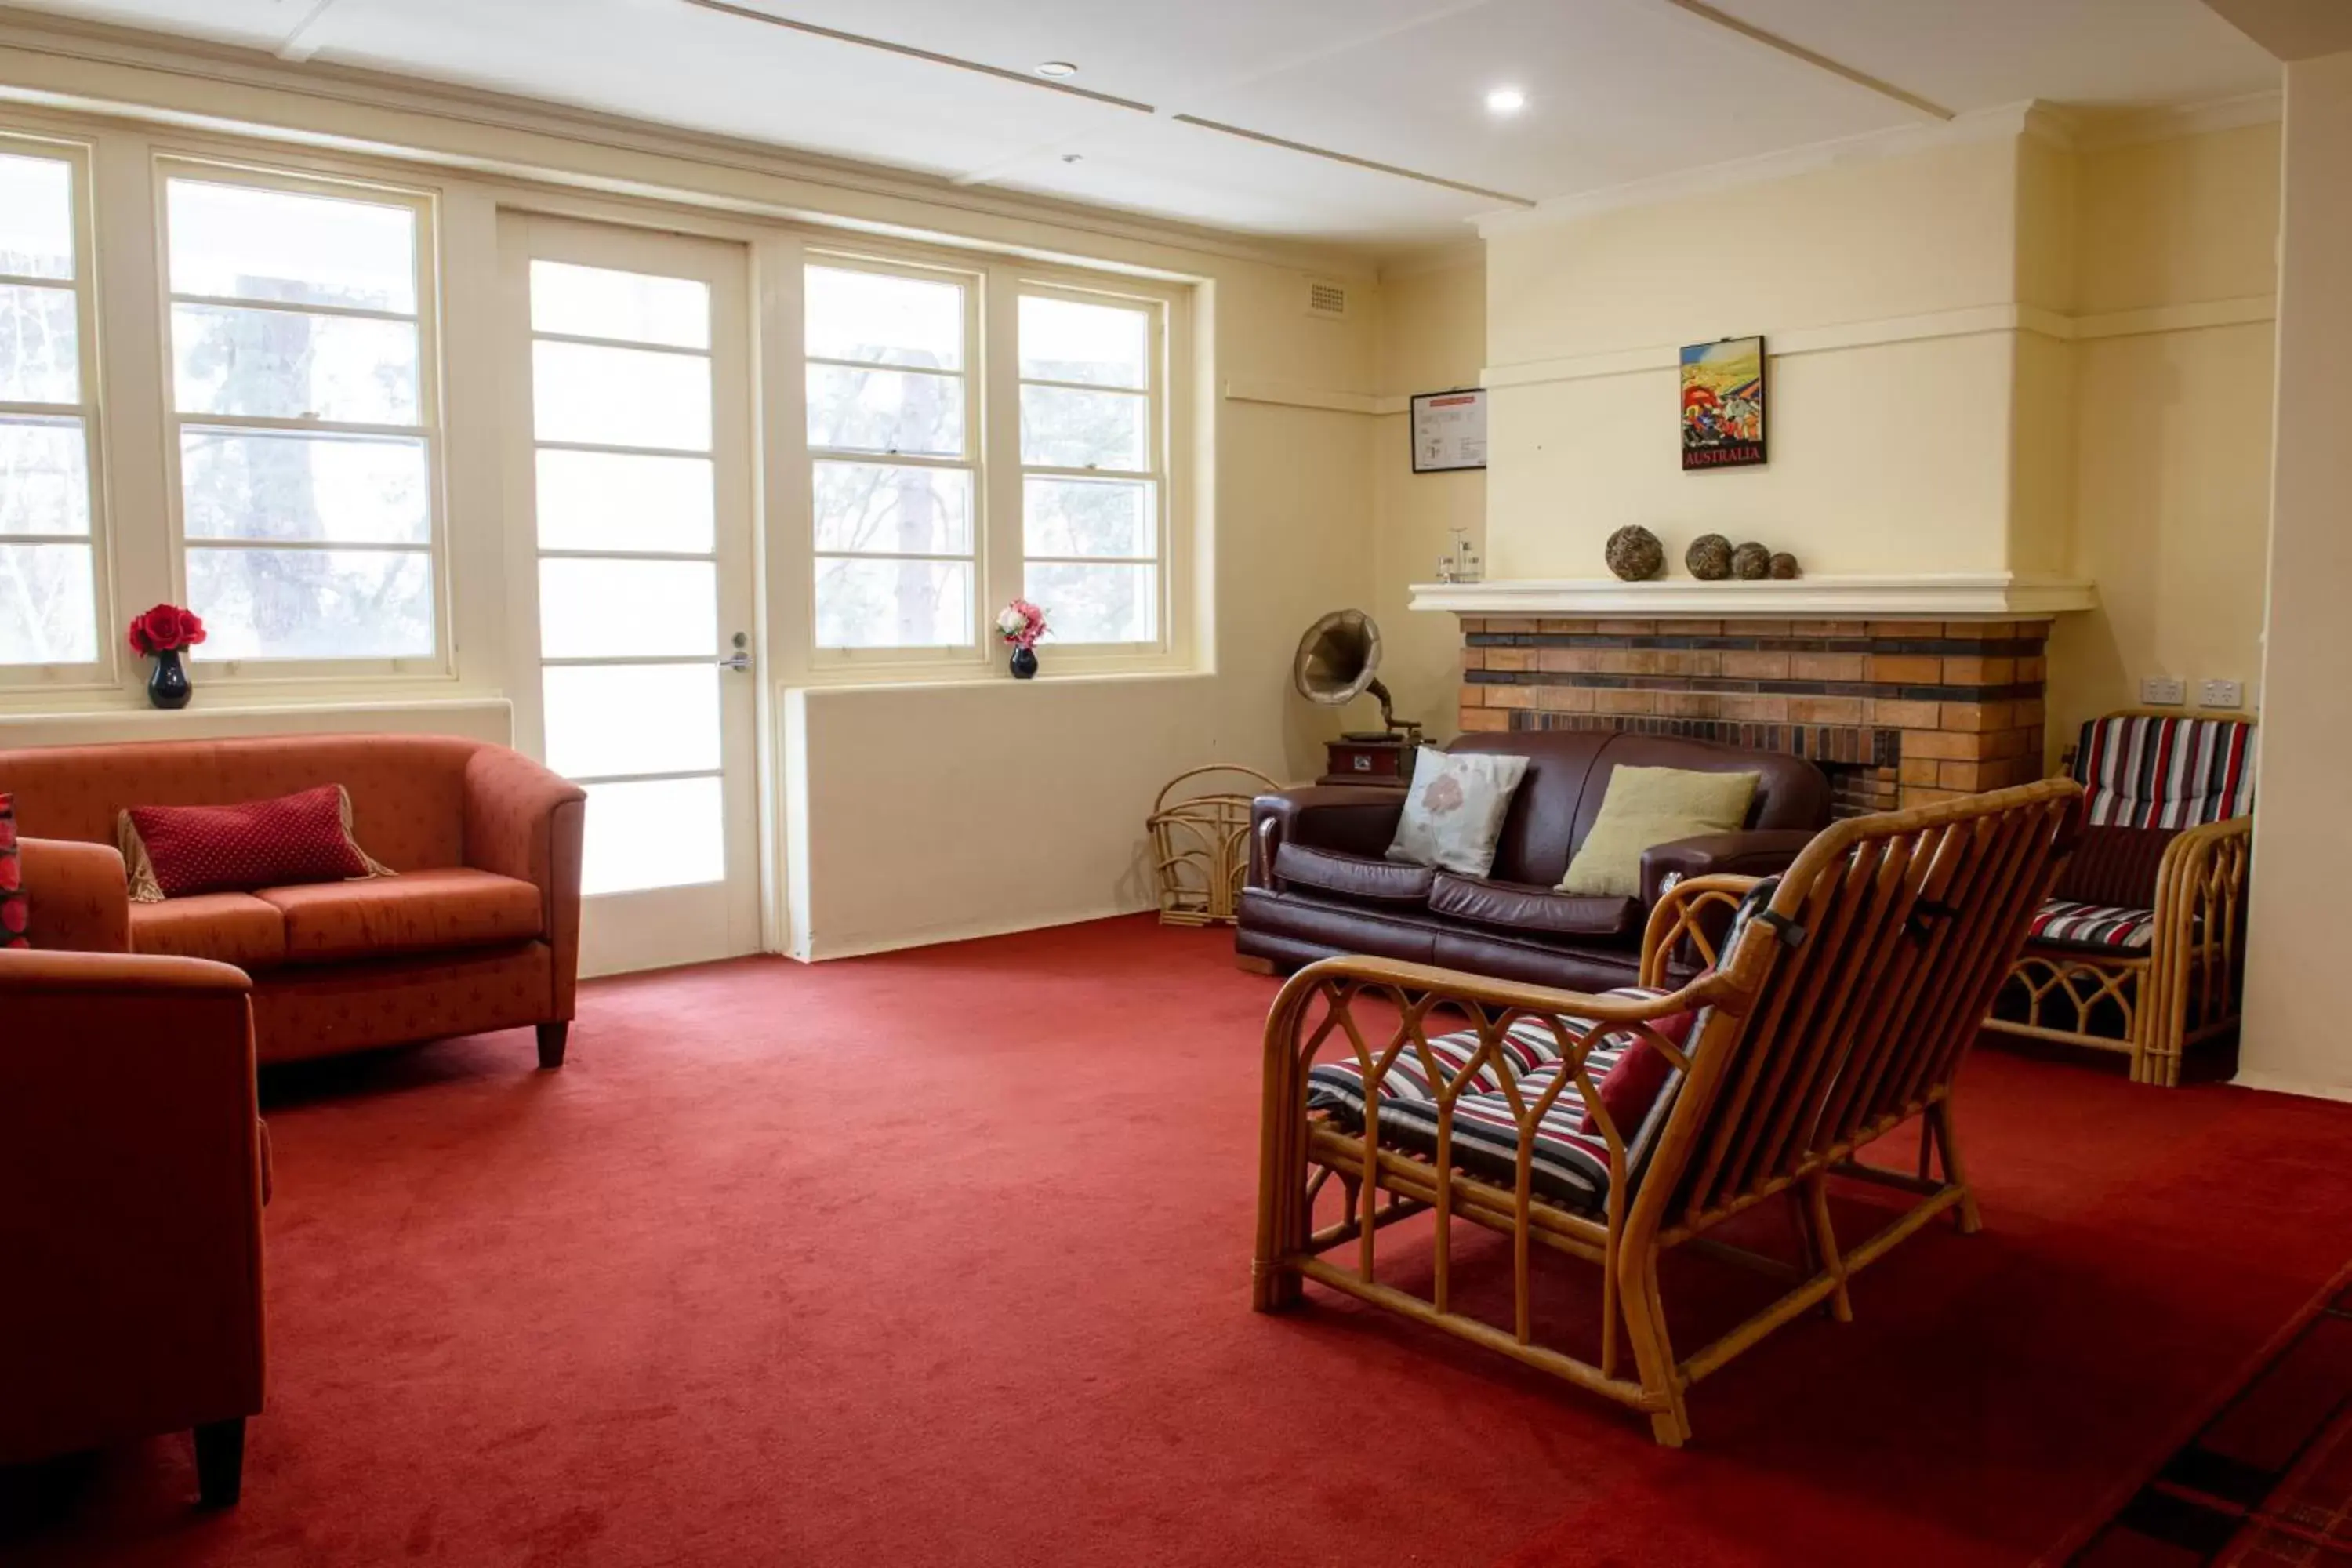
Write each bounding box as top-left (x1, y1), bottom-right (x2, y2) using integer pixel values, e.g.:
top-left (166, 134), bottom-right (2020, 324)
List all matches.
top-left (1254, 780), bottom-right (2081, 1446)
top-left (1984, 713), bottom-right (2255, 1086)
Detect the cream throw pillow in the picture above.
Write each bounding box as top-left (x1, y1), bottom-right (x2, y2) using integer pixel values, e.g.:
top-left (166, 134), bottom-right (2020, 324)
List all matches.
top-left (1386, 746), bottom-right (1530, 878)
top-left (1559, 766), bottom-right (1761, 899)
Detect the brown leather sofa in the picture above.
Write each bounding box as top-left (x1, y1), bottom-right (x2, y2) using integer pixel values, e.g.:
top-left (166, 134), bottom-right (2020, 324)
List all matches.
top-left (0, 734), bottom-right (584, 1069)
top-left (1237, 731), bottom-right (1832, 990)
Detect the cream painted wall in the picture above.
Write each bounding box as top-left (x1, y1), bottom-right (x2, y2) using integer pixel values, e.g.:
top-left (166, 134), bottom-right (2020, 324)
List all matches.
top-left (786, 372), bottom-right (1379, 956)
top-left (1472, 115), bottom-right (2281, 765)
top-left (1488, 140), bottom-right (2020, 357)
top-left (2241, 51), bottom-right (2352, 1099)
top-left (1479, 134), bottom-right (2037, 583)
top-left (1487, 334), bottom-right (2021, 579)
top-left (0, 39), bottom-right (1381, 962)
top-left (1372, 254), bottom-right (1486, 742)
top-left (780, 274), bottom-right (1380, 956)
top-left (2045, 123), bottom-right (2281, 757)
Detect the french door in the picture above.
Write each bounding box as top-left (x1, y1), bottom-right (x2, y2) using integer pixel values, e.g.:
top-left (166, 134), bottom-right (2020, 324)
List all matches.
top-left (503, 215), bottom-right (761, 975)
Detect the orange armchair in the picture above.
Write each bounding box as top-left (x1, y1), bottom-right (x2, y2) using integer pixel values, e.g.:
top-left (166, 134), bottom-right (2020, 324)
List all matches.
top-left (0, 944), bottom-right (267, 1507)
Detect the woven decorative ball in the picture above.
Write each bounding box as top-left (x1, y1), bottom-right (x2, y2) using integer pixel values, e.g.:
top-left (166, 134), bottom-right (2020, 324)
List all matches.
top-left (1732, 541), bottom-right (1773, 580)
top-left (1605, 525), bottom-right (1664, 582)
top-left (1769, 551), bottom-right (1802, 580)
top-left (1685, 534), bottom-right (1733, 581)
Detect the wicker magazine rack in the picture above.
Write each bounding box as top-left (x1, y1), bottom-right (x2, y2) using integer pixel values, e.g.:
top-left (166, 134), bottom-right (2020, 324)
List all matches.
top-left (1149, 765), bottom-right (1280, 927)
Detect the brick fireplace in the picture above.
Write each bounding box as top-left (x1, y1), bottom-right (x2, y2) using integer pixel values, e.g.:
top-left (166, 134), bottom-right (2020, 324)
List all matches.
top-left (1455, 615), bottom-right (2053, 815)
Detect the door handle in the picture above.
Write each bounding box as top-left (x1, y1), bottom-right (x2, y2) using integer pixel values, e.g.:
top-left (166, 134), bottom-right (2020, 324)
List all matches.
top-left (719, 652), bottom-right (752, 673)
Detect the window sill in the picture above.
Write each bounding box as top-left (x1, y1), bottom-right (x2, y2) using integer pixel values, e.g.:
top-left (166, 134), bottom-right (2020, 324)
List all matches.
top-left (786, 666), bottom-right (1213, 697)
top-left (0, 691), bottom-right (514, 746)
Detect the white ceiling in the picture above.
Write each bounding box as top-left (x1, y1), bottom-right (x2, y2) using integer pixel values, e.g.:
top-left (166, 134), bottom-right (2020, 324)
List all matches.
top-left (0, 0), bottom-right (2284, 250)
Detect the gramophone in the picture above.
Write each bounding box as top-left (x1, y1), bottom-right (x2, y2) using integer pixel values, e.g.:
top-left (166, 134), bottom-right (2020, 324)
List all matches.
top-left (1293, 609), bottom-right (1422, 787)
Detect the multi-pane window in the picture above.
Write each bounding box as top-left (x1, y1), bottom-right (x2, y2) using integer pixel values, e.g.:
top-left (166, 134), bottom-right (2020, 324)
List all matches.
top-left (804, 260), bottom-right (975, 649)
top-left (162, 169), bottom-right (439, 662)
top-left (1018, 291), bottom-right (1161, 647)
top-left (0, 144), bottom-right (100, 667)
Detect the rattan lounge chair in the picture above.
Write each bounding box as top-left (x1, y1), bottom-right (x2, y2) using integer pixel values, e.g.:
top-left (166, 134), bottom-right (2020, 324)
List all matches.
top-left (1984, 713), bottom-right (2255, 1087)
top-left (1253, 779), bottom-right (2082, 1446)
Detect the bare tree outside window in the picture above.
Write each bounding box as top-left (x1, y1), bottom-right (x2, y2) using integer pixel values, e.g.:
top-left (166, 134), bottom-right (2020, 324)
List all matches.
top-left (1017, 293), bottom-right (1160, 646)
top-left (0, 147), bottom-right (98, 666)
top-left (806, 263), bottom-right (975, 649)
top-left (164, 173), bottom-right (436, 662)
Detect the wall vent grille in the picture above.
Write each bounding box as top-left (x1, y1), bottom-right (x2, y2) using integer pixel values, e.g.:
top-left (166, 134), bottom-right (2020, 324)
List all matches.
top-left (1304, 280), bottom-right (1350, 319)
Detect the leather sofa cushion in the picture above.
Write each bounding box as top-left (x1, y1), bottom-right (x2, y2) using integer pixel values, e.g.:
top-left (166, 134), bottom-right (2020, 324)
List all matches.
top-left (1428, 872), bottom-right (1639, 938)
top-left (259, 868), bottom-right (544, 965)
top-left (1431, 929), bottom-right (1641, 993)
top-left (1272, 842), bottom-right (1435, 906)
top-left (129, 892), bottom-right (289, 969)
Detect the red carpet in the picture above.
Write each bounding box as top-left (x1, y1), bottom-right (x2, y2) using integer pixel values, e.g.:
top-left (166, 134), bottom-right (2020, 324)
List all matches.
top-left (8, 914), bottom-right (2352, 1567)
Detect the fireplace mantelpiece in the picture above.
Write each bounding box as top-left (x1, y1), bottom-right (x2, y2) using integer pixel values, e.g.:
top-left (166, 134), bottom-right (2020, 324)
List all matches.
top-left (1409, 573), bottom-right (2096, 622)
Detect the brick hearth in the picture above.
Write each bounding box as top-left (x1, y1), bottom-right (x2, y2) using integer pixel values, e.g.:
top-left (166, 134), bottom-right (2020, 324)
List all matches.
top-left (1456, 615), bottom-right (2050, 814)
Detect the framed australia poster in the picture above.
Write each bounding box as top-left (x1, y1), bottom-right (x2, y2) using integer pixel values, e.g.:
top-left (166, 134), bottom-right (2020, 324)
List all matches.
top-left (1679, 337), bottom-right (1766, 470)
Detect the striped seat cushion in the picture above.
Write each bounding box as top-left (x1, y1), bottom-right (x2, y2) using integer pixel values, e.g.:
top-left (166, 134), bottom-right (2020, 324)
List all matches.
top-left (1303, 877), bottom-right (1778, 1214)
top-left (2027, 898), bottom-right (2157, 952)
top-left (1305, 989), bottom-right (1687, 1212)
top-left (2074, 715), bottom-right (2254, 829)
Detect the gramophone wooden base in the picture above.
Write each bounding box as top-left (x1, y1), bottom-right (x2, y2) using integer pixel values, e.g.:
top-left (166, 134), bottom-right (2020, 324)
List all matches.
top-left (1319, 735), bottom-right (1412, 788)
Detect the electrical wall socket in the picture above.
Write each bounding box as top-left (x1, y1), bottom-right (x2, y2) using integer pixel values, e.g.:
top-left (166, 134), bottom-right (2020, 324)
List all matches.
top-left (2200, 679), bottom-right (2245, 710)
top-left (2140, 676), bottom-right (2187, 706)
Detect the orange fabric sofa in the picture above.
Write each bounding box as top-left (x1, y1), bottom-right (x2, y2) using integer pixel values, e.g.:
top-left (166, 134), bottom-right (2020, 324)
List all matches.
top-left (0, 940), bottom-right (266, 1504)
top-left (0, 734), bottom-right (586, 1068)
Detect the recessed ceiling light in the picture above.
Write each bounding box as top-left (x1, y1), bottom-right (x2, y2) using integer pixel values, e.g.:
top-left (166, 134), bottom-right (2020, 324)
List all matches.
top-left (1035, 60), bottom-right (1079, 78)
top-left (1484, 85), bottom-right (1528, 115)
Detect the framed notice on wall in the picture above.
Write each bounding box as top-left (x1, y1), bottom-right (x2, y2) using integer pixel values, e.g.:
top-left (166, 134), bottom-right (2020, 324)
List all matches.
top-left (1410, 388), bottom-right (1486, 473)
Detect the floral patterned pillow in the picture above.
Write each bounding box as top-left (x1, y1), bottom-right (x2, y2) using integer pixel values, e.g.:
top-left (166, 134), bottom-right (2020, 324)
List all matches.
top-left (0, 793), bottom-right (27, 949)
top-left (1385, 746), bottom-right (1530, 878)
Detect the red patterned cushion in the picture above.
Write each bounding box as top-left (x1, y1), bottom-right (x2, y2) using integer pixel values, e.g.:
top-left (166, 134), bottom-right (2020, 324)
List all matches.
top-left (122, 785), bottom-right (391, 900)
top-left (0, 793), bottom-right (27, 948)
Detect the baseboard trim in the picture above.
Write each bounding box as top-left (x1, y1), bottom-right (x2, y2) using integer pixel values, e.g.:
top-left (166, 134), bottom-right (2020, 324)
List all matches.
top-left (795, 901), bottom-right (1156, 961)
top-left (2227, 1070), bottom-right (2352, 1104)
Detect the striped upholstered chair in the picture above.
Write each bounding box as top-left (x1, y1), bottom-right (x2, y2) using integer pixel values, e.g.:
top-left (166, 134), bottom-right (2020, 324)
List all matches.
top-left (1985, 712), bottom-right (2256, 1086)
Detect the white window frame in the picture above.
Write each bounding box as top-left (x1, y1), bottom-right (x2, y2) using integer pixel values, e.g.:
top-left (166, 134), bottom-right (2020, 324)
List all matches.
top-left (793, 242), bottom-right (1194, 679)
top-left (154, 155), bottom-right (451, 681)
top-left (1008, 278), bottom-right (1171, 658)
top-left (0, 131), bottom-right (112, 691)
top-left (802, 249), bottom-right (985, 671)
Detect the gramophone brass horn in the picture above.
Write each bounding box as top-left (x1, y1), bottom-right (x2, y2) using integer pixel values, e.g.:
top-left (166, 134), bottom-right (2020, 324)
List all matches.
top-left (1293, 608), bottom-right (1399, 735)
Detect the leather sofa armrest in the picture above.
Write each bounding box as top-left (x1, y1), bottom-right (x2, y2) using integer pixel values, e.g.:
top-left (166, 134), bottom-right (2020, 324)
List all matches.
top-left (1640, 829), bottom-right (1820, 909)
top-left (1250, 786), bottom-right (1408, 887)
top-left (20, 837), bottom-right (131, 954)
top-left (0, 949), bottom-right (264, 1463)
top-left (463, 746), bottom-right (588, 1021)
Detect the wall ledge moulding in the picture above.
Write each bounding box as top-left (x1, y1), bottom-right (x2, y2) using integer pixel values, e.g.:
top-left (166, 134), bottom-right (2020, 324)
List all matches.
top-left (1479, 296), bottom-right (2277, 392)
top-left (1222, 379), bottom-right (1408, 416)
top-left (1410, 575), bottom-right (2097, 622)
